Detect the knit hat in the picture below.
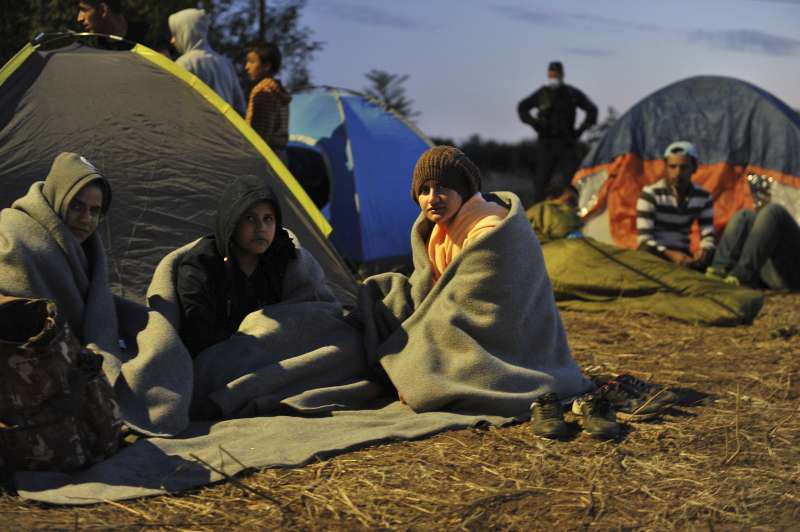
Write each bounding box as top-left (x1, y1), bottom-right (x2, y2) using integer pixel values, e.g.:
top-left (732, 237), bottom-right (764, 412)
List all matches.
top-left (548, 61), bottom-right (564, 74)
top-left (410, 146), bottom-right (482, 202)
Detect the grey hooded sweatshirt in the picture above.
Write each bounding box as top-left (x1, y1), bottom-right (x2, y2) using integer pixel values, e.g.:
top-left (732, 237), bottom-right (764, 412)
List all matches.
top-left (169, 8), bottom-right (246, 115)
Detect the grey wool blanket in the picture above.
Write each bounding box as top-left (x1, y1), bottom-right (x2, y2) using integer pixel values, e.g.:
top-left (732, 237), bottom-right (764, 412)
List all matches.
top-left (0, 182), bottom-right (193, 437)
top-left (146, 240), bottom-right (382, 418)
top-left (11, 197), bottom-right (590, 505)
top-left (359, 191), bottom-right (592, 417)
top-left (14, 239), bottom-right (512, 505)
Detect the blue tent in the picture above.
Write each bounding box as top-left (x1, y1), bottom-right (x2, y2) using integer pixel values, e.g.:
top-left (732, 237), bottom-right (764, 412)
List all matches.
top-left (288, 87), bottom-right (432, 267)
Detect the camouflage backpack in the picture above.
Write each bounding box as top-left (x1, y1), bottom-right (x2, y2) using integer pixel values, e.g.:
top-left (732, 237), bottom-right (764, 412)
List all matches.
top-left (0, 296), bottom-right (123, 473)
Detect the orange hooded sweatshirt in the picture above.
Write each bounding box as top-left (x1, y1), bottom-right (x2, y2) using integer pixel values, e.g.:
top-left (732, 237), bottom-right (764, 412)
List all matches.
top-left (427, 193), bottom-right (508, 283)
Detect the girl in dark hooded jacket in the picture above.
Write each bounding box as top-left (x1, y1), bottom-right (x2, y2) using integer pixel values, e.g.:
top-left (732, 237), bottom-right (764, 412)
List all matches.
top-left (177, 174), bottom-right (298, 355)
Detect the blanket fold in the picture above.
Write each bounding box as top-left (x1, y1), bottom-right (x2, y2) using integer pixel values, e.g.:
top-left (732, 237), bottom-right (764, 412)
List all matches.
top-left (0, 182), bottom-right (192, 437)
top-left (359, 191), bottom-right (592, 416)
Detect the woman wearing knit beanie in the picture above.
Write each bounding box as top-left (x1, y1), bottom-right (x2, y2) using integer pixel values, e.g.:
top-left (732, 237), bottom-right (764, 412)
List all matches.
top-left (410, 145), bottom-right (509, 282)
top-left (358, 145), bottom-right (591, 423)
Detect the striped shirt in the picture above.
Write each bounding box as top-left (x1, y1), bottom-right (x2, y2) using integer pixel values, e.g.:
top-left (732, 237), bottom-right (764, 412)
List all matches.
top-left (636, 179), bottom-right (715, 254)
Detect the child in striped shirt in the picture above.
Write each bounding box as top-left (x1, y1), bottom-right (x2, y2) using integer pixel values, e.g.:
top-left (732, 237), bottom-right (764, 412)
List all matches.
top-left (636, 141), bottom-right (715, 270)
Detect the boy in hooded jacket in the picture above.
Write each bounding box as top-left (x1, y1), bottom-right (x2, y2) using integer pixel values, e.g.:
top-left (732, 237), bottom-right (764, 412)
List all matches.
top-left (176, 175), bottom-right (299, 355)
top-left (169, 8), bottom-right (246, 115)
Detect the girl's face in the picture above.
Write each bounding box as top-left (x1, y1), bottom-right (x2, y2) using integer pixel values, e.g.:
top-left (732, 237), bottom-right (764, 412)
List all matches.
top-left (64, 183), bottom-right (103, 243)
top-left (417, 182), bottom-right (463, 225)
top-left (233, 200), bottom-right (277, 258)
top-left (245, 51), bottom-right (269, 81)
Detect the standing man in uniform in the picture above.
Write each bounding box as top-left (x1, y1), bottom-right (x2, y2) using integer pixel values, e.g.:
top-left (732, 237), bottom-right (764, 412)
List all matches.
top-left (518, 61), bottom-right (598, 204)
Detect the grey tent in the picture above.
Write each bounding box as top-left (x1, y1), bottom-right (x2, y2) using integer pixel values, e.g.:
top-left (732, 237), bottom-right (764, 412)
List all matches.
top-left (0, 38), bottom-right (356, 303)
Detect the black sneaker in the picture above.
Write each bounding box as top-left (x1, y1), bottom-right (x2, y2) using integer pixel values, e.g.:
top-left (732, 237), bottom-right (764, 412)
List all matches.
top-left (530, 393), bottom-right (568, 439)
top-left (575, 393), bottom-right (620, 439)
top-left (615, 374), bottom-right (679, 406)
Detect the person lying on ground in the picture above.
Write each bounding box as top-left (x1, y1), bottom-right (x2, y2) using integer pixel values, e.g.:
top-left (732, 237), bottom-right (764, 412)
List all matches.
top-left (168, 8), bottom-right (246, 115)
top-left (245, 41), bottom-right (291, 165)
top-left (0, 152), bottom-right (192, 436)
top-left (358, 145), bottom-right (592, 417)
top-left (706, 202), bottom-right (800, 290)
top-left (636, 141), bottom-right (715, 270)
top-left (176, 174), bottom-right (333, 356)
top-left (526, 182), bottom-right (583, 243)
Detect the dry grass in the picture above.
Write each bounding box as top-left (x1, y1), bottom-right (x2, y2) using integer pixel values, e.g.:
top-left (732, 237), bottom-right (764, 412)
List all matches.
top-left (2, 293), bottom-right (799, 530)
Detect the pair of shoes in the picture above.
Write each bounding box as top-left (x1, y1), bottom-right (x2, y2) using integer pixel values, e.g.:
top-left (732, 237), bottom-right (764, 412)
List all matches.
top-left (572, 391), bottom-right (620, 439)
top-left (615, 374), bottom-right (679, 406)
top-left (530, 392), bottom-right (568, 439)
top-left (578, 377), bottom-right (673, 422)
top-left (705, 266), bottom-right (726, 280)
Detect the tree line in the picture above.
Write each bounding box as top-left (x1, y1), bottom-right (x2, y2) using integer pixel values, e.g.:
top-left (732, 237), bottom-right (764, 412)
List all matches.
top-left (0, 1), bottom-right (320, 91)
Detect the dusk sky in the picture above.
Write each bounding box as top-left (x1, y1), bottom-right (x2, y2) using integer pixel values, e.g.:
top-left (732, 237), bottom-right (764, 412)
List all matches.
top-left (299, 0), bottom-right (800, 142)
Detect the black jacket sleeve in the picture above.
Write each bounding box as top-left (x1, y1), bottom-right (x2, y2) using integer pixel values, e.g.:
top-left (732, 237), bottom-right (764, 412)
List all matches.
top-left (517, 89), bottom-right (542, 130)
top-left (573, 87), bottom-right (598, 134)
top-left (176, 257), bottom-right (229, 356)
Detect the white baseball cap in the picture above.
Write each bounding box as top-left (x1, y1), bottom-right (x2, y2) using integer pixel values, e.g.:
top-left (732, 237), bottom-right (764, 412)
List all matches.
top-left (664, 141), bottom-right (699, 160)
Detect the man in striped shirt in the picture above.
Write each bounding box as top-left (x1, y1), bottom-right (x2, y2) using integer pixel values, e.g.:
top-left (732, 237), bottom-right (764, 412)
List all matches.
top-left (636, 141), bottom-right (715, 269)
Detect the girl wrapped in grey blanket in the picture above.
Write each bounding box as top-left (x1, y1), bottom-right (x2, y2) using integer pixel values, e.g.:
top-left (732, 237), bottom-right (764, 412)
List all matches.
top-left (359, 146), bottom-right (592, 417)
top-left (0, 152), bottom-right (193, 437)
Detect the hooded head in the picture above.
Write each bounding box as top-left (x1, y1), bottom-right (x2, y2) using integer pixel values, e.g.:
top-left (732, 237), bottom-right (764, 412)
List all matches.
top-left (411, 145), bottom-right (482, 203)
top-left (214, 174), bottom-right (286, 260)
top-left (42, 152), bottom-right (112, 221)
top-left (168, 8), bottom-right (209, 55)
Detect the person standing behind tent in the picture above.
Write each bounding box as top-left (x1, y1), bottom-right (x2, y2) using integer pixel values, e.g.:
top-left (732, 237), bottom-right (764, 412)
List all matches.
top-left (76, 0), bottom-right (149, 49)
top-left (168, 8), bottom-right (246, 115)
top-left (636, 141), bottom-right (715, 270)
top-left (245, 42), bottom-right (292, 164)
top-left (517, 61), bottom-right (597, 204)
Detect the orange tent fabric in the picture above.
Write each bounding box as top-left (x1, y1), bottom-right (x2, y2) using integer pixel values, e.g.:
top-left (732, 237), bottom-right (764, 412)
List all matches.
top-left (574, 76), bottom-right (800, 249)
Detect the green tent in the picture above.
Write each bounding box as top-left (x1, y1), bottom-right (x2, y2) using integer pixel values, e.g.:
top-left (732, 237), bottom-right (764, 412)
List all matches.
top-left (0, 37), bottom-right (356, 303)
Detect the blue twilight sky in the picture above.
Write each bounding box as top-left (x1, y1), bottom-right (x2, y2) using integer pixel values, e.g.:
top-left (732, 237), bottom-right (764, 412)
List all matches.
top-left (296, 0), bottom-right (800, 142)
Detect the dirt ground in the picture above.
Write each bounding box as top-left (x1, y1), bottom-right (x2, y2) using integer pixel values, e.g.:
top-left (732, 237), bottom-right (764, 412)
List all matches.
top-left (1, 292), bottom-right (798, 530)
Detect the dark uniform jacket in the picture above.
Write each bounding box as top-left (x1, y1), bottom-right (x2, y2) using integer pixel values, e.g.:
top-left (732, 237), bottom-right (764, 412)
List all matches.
top-left (176, 175), bottom-right (297, 356)
top-left (517, 84), bottom-right (598, 139)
